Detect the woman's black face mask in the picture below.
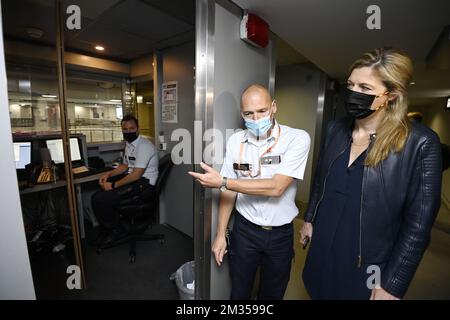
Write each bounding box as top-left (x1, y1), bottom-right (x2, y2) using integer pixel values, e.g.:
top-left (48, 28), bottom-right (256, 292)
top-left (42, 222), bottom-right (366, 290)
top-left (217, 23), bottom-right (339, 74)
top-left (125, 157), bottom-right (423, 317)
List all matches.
top-left (341, 87), bottom-right (386, 120)
top-left (123, 131), bottom-right (138, 143)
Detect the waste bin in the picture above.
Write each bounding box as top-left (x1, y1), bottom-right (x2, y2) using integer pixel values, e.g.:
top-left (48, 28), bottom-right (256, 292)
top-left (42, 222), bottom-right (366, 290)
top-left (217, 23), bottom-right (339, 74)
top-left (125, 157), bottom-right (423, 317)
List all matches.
top-left (170, 260), bottom-right (195, 300)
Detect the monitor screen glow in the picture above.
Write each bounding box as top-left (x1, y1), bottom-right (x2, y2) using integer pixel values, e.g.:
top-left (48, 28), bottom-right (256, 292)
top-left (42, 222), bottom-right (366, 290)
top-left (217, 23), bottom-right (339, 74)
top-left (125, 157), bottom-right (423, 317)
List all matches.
top-left (13, 142), bottom-right (31, 169)
top-left (46, 138), bottom-right (81, 164)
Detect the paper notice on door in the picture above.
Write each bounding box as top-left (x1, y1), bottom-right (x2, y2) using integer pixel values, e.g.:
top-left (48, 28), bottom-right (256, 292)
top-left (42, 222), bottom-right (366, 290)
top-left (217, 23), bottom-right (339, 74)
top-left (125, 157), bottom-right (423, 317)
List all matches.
top-left (162, 81), bottom-right (178, 123)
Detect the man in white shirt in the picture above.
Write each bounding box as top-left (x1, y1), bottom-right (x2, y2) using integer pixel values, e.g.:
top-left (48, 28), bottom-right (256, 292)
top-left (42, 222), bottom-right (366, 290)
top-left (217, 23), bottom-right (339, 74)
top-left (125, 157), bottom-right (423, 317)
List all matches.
top-left (92, 114), bottom-right (159, 245)
top-left (189, 84), bottom-right (310, 299)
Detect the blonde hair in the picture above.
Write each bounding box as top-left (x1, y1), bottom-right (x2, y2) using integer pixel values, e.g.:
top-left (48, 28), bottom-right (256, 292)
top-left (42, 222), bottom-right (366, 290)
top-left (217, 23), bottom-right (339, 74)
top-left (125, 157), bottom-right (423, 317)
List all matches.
top-left (349, 47), bottom-right (413, 166)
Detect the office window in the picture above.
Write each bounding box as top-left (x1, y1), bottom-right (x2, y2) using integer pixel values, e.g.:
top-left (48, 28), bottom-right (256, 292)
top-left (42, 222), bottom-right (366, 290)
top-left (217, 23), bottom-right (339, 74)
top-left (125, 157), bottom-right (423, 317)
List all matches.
top-left (66, 74), bottom-right (124, 143)
top-left (6, 64), bottom-right (125, 143)
top-left (7, 64), bottom-right (60, 133)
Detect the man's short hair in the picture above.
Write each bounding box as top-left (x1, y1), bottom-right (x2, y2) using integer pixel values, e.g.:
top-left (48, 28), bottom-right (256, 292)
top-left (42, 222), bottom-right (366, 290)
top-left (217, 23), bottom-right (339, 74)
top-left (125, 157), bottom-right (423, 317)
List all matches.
top-left (121, 114), bottom-right (139, 127)
top-left (407, 111), bottom-right (423, 123)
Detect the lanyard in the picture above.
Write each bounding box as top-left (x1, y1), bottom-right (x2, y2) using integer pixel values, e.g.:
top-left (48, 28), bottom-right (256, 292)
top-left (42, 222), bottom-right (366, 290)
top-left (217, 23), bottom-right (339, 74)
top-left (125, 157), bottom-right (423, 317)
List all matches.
top-left (237, 124), bottom-right (281, 177)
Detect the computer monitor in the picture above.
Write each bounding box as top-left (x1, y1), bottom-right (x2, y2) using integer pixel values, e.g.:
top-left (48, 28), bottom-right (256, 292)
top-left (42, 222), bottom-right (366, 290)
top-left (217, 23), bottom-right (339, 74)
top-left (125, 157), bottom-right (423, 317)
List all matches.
top-left (13, 142), bottom-right (31, 169)
top-left (46, 138), bottom-right (82, 164)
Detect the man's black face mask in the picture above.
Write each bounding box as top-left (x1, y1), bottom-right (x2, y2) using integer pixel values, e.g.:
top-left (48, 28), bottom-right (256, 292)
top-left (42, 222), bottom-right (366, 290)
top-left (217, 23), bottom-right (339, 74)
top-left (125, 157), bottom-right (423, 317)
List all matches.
top-left (341, 87), bottom-right (378, 120)
top-left (123, 131), bottom-right (138, 143)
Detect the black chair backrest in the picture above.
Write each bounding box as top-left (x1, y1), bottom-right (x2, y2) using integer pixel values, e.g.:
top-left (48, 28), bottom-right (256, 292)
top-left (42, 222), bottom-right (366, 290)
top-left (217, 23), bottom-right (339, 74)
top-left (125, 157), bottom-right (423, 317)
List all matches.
top-left (155, 153), bottom-right (174, 196)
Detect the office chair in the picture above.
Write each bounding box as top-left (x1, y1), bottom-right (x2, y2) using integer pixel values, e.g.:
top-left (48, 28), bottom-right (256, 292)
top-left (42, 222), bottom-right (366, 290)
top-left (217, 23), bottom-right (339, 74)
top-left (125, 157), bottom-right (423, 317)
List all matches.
top-left (97, 153), bottom-right (173, 263)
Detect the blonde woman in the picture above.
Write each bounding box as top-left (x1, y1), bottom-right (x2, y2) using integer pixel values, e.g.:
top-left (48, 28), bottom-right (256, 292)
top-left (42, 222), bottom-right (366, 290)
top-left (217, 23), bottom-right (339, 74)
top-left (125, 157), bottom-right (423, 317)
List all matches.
top-left (300, 47), bottom-right (442, 299)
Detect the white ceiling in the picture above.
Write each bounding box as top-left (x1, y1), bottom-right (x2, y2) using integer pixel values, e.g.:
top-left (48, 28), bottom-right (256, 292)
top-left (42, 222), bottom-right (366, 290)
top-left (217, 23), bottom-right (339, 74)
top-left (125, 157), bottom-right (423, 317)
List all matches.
top-left (233, 0), bottom-right (450, 104)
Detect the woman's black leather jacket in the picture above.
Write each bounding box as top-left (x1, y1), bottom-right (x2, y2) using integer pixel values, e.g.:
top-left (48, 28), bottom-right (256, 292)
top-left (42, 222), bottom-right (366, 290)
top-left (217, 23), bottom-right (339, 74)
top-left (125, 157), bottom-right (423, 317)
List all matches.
top-left (304, 117), bottom-right (442, 298)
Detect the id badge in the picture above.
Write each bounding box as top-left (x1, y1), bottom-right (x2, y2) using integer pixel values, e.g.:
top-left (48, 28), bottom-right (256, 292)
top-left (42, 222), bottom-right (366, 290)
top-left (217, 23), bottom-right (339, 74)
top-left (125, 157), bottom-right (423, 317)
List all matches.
top-left (233, 163), bottom-right (252, 171)
top-left (127, 155), bottom-right (136, 165)
top-left (260, 155), bottom-right (281, 165)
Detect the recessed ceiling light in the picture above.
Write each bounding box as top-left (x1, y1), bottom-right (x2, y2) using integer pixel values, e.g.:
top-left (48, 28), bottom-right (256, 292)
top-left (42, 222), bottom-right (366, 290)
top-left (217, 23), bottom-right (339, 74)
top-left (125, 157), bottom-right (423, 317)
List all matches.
top-left (41, 94), bottom-right (57, 98)
top-left (95, 46), bottom-right (105, 51)
top-left (409, 81), bottom-right (416, 85)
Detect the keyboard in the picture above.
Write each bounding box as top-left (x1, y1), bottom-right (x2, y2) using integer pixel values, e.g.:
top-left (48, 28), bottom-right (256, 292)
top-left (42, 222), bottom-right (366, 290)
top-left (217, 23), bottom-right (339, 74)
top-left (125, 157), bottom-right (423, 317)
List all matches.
top-left (73, 166), bottom-right (113, 179)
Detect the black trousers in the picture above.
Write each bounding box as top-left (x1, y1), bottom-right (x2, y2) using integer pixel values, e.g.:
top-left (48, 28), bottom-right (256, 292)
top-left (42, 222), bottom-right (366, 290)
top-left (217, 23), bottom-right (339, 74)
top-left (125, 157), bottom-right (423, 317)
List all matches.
top-left (228, 213), bottom-right (294, 300)
top-left (91, 175), bottom-right (153, 230)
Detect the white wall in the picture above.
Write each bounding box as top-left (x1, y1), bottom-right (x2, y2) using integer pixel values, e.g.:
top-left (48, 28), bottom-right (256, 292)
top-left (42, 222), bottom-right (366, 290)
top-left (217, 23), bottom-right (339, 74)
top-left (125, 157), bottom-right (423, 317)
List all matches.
top-left (0, 8), bottom-right (36, 299)
top-left (159, 41), bottom-right (195, 237)
top-left (9, 103), bottom-right (21, 117)
top-left (73, 105), bottom-right (91, 119)
top-left (275, 63), bottom-right (324, 204)
top-left (105, 105), bottom-right (118, 120)
top-left (209, 3), bottom-right (273, 300)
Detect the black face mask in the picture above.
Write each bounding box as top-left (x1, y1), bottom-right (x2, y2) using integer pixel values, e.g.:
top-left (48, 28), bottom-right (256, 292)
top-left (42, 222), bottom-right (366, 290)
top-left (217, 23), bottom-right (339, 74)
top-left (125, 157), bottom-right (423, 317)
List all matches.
top-left (341, 87), bottom-right (379, 119)
top-left (123, 131), bottom-right (138, 143)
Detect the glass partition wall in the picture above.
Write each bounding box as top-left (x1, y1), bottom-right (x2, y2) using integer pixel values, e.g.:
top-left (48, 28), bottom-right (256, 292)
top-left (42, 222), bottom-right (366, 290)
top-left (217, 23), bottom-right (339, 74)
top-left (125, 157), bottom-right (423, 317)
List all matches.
top-left (2, 0), bottom-right (85, 298)
top-left (7, 64), bottom-right (125, 143)
top-left (3, 0), bottom-right (196, 299)
top-left (66, 74), bottom-right (124, 143)
top-left (3, 0), bottom-right (130, 297)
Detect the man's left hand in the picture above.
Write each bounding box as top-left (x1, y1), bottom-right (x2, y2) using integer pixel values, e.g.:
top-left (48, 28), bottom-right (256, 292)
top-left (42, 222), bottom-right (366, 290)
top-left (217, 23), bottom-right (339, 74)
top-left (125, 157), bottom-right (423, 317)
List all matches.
top-left (188, 162), bottom-right (222, 188)
top-left (370, 287), bottom-right (400, 300)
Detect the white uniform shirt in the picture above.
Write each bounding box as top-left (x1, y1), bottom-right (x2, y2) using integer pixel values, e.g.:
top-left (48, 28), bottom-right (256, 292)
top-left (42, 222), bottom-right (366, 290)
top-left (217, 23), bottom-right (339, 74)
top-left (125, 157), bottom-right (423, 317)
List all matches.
top-left (124, 135), bottom-right (159, 185)
top-left (220, 120), bottom-right (310, 226)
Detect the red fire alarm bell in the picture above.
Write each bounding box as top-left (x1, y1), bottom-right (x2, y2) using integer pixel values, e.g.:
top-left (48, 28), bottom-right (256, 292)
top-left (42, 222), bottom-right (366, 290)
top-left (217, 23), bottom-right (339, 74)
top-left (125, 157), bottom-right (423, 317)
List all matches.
top-left (240, 13), bottom-right (269, 48)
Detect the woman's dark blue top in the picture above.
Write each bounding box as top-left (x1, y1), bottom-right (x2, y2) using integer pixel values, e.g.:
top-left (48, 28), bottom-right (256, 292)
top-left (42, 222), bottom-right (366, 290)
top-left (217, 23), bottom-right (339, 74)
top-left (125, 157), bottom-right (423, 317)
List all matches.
top-left (302, 143), bottom-right (372, 300)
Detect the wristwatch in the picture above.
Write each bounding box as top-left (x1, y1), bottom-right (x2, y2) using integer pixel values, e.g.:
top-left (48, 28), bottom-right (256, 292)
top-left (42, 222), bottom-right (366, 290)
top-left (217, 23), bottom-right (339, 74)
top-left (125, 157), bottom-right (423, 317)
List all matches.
top-left (219, 177), bottom-right (228, 192)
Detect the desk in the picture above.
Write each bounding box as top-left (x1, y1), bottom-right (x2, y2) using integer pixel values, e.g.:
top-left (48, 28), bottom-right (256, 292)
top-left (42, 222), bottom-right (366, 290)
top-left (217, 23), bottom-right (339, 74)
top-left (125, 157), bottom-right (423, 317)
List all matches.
top-left (74, 173), bottom-right (104, 238)
top-left (20, 180), bottom-right (67, 195)
top-left (20, 172), bottom-right (106, 238)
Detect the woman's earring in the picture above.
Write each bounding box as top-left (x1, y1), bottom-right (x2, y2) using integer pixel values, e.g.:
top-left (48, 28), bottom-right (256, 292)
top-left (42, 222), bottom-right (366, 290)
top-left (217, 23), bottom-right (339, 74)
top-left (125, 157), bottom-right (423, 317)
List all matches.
top-left (375, 101), bottom-right (387, 111)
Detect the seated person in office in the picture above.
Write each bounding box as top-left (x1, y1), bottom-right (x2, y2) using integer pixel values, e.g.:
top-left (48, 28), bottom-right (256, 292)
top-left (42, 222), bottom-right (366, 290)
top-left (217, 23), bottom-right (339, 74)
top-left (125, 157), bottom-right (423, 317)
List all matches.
top-left (91, 114), bottom-right (159, 245)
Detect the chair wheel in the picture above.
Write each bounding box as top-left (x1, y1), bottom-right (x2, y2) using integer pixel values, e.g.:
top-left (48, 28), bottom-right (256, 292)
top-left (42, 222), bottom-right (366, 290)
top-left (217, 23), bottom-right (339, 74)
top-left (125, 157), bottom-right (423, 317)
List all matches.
top-left (96, 248), bottom-right (102, 254)
top-left (159, 239), bottom-right (165, 244)
top-left (129, 255), bottom-right (135, 264)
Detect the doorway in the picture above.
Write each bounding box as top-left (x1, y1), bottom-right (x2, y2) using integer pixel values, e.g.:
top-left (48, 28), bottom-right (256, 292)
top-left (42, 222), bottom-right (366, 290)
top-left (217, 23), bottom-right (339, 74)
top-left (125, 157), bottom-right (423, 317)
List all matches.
top-left (2, 0), bottom-right (196, 299)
